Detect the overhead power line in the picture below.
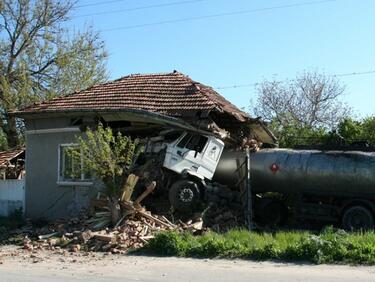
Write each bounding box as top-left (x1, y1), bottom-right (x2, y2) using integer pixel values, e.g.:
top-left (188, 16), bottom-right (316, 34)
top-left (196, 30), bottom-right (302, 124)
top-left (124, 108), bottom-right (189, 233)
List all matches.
top-left (75, 0), bottom-right (207, 18)
top-left (76, 0), bottom-right (130, 9)
top-left (215, 70), bottom-right (375, 90)
top-left (333, 70), bottom-right (375, 78)
top-left (100, 0), bottom-right (338, 32)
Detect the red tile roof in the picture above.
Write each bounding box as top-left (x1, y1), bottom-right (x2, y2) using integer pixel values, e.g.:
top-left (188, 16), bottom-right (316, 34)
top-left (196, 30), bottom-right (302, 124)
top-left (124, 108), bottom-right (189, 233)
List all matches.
top-left (14, 71), bottom-right (249, 122)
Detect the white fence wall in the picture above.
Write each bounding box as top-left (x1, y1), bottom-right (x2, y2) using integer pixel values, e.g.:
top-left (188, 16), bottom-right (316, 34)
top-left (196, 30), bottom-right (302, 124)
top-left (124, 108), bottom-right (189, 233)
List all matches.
top-left (0, 179), bottom-right (25, 217)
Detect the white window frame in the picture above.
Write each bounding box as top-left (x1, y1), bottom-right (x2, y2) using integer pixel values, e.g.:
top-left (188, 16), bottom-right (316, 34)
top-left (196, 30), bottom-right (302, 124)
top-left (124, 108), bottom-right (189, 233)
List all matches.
top-left (57, 143), bottom-right (93, 186)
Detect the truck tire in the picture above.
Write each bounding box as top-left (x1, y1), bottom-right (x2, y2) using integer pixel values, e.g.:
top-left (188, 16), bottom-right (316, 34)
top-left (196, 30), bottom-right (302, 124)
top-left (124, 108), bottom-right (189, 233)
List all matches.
top-left (169, 180), bottom-right (201, 212)
top-left (256, 199), bottom-right (288, 227)
top-left (342, 205), bottom-right (374, 230)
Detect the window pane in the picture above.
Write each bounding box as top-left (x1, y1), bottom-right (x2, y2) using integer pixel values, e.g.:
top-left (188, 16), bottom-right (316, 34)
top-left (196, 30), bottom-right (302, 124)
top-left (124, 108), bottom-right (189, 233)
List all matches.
top-left (197, 136), bottom-right (208, 153)
top-left (177, 134), bottom-right (192, 148)
top-left (186, 135), bottom-right (208, 153)
top-left (60, 146), bottom-right (82, 181)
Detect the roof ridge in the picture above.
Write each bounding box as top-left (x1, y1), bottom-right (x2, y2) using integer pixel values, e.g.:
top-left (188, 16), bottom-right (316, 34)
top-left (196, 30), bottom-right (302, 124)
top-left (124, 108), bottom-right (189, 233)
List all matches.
top-left (115, 70), bottom-right (186, 80)
top-left (26, 71), bottom-right (189, 109)
top-left (13, 71), bottom-right (250, 124)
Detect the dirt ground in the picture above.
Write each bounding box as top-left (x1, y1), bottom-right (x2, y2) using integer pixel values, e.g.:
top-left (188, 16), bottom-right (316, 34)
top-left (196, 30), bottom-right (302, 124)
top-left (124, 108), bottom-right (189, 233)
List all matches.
top-left (1, 245), bottom-right (375, 282)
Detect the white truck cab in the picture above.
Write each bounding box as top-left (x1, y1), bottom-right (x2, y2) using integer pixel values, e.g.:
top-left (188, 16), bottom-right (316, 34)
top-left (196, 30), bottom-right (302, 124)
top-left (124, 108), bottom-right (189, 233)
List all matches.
top-left (163, 132), bottom-right (225, 180)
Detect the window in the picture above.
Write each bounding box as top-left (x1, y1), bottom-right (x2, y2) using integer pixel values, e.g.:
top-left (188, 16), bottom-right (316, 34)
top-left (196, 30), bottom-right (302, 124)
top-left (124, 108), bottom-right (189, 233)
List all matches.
top-left (177, 133), bottom-right (192, 148)
top-left (177, 133), bottom-right (208, 153)
top-left (58, 144), bottom-right (91, 184)
top-left (186, 135), bottom-right (208, 153)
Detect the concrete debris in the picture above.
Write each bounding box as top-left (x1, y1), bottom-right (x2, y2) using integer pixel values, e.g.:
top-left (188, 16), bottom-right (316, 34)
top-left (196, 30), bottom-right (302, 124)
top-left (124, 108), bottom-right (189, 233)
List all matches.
top-left (11, 212), bottom-right (206, 254)
top-left (6, 195), bottom-right (210, 254)
top-left (2, 174), bottom-right (244, 254)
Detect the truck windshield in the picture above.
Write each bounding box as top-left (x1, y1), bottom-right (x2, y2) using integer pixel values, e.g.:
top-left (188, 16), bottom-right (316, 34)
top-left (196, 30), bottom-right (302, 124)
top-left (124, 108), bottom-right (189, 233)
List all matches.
top-left (177, 134), bottom-right (208, 153)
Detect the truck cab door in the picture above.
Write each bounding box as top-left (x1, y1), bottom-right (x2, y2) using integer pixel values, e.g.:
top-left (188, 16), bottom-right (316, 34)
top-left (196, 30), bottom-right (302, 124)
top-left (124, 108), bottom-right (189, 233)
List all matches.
top-left (164, 132), bottom-right (224, 180)
top-left (200, 138), bottom-right (224, 179)
top-left (168, 133), bottom-right (208, 172)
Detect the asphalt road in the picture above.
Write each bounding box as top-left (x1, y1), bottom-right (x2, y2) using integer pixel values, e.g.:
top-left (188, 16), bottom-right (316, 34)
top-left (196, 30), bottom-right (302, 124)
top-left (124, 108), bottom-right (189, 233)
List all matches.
top-left (1, 254), bottom-right (375, 282)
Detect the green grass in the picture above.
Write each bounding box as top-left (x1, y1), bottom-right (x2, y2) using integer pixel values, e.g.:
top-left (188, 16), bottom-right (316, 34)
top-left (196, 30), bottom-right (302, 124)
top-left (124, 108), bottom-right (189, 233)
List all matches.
top-left (139, 227), bottom-right (375, 265)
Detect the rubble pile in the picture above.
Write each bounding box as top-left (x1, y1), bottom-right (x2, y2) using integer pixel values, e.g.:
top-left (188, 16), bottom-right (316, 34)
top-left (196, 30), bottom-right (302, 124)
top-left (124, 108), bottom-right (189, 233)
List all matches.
top-left (8, 186), bottom-right (205, 254)
top-left (202, 184), bottom-right (244, 231)
top-left (3, 174), bottom-right (245, 254)
top-left (18, 213), bottom-right (183, 254)
top-left (205, 183), bottom-right (242, 210)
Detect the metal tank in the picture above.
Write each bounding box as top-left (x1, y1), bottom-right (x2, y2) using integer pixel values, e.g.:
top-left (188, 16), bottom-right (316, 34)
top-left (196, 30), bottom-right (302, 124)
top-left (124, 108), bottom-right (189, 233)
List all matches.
top-left (214, 149), bottom-right (375, 196)
top-left (213, 150), bottom-right (246, 186)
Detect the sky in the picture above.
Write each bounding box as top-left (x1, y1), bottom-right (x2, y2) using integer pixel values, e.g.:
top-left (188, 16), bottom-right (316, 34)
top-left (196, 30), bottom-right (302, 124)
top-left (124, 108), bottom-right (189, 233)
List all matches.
top-left (69, 0), bottom-right (375, 118)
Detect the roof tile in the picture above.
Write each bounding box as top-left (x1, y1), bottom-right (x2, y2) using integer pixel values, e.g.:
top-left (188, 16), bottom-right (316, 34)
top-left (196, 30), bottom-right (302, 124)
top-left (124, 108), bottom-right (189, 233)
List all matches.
top-left (16, 71), bottom-right (248, 122)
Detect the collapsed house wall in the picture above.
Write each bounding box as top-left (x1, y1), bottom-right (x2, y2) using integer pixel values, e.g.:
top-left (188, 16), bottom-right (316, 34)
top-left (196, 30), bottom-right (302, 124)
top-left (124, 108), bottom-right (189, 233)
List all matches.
top-left (25, 117), bottom-right (100, 219)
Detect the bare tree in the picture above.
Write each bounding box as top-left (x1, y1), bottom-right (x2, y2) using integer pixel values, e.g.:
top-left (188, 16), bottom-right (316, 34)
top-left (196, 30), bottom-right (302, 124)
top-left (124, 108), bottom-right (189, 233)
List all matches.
top-left (254, 71), bottom-right (351, 129)
top-left (0, 0), bottom-right (108, 148)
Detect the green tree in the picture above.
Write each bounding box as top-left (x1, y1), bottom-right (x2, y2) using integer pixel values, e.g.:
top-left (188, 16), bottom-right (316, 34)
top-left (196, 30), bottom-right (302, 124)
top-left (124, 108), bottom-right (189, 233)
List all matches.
top-left (0, 128), bottom-right (7, 150)
top-left (361, 117), bottom-right (375, 146)
top-left (74, 124), bottom-right (144, 197)
top-left (336, 117), bottom-right (375, 147)
top-left (0, 0), bottom-right (108, 148)
top-left (269, 119), bottom-right (328, 148)
top-left (337, 118), bottom-right (363, 141)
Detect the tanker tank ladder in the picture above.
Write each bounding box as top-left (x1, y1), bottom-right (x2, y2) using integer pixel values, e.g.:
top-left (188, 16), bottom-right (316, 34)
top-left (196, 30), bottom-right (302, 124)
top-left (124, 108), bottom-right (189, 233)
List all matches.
top-left (235, 147), bottom-right (254, 230)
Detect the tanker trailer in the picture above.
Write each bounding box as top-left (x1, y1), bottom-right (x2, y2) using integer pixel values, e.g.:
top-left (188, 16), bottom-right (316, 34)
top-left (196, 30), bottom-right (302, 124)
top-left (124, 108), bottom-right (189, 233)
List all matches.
top-left (215, 148), bottom-right (375, 230)
top-left (160, 131), bottom-right (375, 230)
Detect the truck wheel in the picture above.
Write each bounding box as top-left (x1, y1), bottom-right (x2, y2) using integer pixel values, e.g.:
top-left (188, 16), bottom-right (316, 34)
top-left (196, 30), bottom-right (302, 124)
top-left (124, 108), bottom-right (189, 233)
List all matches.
top-left (256, 199), bottom-right (288, 227)
top-left (342, 205), bottom-right (374, 231)
top-left (169, 180), bottom-right (201, 212)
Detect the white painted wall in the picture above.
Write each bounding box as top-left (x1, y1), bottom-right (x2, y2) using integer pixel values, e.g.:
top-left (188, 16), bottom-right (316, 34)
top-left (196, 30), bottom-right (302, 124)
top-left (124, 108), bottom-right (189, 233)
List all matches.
top-left (0, 179), bottom-right (25, 217)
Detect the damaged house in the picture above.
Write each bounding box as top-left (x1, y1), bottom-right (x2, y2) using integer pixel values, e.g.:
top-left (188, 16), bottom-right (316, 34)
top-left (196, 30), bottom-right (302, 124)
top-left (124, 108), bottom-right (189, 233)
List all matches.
top-left (0, 148), bottom-right (25, 180)
top-left (13, 71), bottom-right (275, 219)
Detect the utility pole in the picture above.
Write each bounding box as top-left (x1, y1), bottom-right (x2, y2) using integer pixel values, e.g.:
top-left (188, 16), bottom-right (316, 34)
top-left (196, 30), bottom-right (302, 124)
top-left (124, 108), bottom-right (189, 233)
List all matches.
top-left (245, 146), bottom-right (253, 230)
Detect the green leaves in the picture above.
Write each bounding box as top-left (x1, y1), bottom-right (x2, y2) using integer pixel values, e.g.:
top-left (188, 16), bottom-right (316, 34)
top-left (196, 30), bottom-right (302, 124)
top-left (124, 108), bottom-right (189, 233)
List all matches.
top-left (338, 117), bottom-right (375, 146)
top-left (75, 124), bottom-right (144, 196)
top-left (0, 128), bottom-right (8, 151)
top-left (268, 116), bottom-right (375, 148)
top-left (0, 0), bottom-right (108, 147)
top-left (268, 120), bottom-right (328, 148)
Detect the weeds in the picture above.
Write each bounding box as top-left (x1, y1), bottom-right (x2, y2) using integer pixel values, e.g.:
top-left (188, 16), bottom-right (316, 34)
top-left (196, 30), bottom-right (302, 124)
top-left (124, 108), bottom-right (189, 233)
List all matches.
top-left (140, 227), bottom-right (375, 265)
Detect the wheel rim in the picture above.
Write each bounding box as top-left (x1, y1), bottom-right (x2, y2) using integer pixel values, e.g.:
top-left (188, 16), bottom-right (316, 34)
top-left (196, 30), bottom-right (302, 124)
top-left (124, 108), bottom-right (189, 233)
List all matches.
top-left (346, 208), bottom-right (373, 230)
top-left (179, 187), bottom-right (194, 203)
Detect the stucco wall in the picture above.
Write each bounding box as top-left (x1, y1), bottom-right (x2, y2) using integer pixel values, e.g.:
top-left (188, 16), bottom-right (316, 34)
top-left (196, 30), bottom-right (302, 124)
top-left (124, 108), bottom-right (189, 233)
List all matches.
top-left (0, 179), bottom-right (25, 217)
top-left (25, 117), bottom-right (100, 219)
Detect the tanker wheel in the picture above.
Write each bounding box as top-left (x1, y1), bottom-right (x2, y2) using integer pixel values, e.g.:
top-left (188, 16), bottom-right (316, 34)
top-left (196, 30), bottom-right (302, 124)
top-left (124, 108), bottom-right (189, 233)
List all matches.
top-left (342, 205), bottom-right (374, 231)
top-left (256, 200), bottom-right (288, 227)
top-left (169, 180), bottom-right (201, 212)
